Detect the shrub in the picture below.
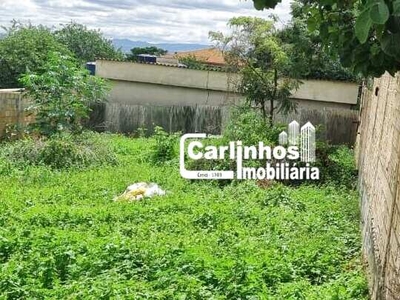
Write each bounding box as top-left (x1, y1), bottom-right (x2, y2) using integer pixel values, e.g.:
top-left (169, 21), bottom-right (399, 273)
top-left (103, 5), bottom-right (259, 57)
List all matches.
top-left (185, 106), bottom-right (285, 186)
top-left (0, 132), bottom-right (117, 170)
top-left (311, 143), bottom-right (358, 189)
top-left (178, 54), bottom-right (205, 68)
top-left (325, 146), bottom-right (358, 189)
top-left (0, 23), bottom-right (71, 89)
top-left (150, 126), bottom-right (180, 164)
top-left (20, 52), bottom-right (109, 136)
top-left (223, 106), bottom-right (284, 146)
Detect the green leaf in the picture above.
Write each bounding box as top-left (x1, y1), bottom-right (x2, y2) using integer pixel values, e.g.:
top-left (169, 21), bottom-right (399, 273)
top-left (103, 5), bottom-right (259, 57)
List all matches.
top-left (252, 0), bottom-right (280, 10)
top-left (381, 32), bottom-right (400, 59)
top-left (375, 24), bottom-right (385, 39)
top-left (253, 0), bottom-right (265, 10)
top-left (320, 0), bottom-right (335, 5)
top-left (393, 0), bottom-right (400, 16)
top-left (307, 17), bottom-right (318, 32)
top-left (369, 1), bottom-right (389, 24)
top-left (355, 9), bottom-right (373, 43)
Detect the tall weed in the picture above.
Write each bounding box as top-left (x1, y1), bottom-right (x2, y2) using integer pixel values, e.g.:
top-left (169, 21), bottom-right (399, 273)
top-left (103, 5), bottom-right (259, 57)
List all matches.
top-left (0, 132), bottom-right (117, 171)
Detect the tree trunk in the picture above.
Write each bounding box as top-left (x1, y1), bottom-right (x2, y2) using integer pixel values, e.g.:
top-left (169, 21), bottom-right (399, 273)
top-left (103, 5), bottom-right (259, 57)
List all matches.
top-left (269, 99), bottom-right (273, 126)
top-left (261, 100), bottom-right (267, 123)
top-left (269, 68), bottom-right (278, 126)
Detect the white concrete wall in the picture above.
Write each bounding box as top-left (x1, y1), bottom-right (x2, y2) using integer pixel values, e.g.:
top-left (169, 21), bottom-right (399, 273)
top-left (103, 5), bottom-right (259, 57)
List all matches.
top-left (96, 60), bottom-right (359, 105)
top-left (94, 60), bottom-right (360, 144)
top-left (107, 80), bottom-right (240, 107)
top-left (96, 60), bottom-right (239, 93)
top-left (292, 79), bottom-right (358, 105)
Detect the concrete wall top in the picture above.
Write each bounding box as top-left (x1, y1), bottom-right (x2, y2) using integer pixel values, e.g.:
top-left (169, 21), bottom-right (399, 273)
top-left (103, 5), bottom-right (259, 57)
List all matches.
top-left (0, 89), bottom-right (24, 94)
top-left (96, 60), bottom-right (237, 93)
top-left (96, 60), bottom-right (359, 105)
top-left (291, 80), bottom-right (358, 105)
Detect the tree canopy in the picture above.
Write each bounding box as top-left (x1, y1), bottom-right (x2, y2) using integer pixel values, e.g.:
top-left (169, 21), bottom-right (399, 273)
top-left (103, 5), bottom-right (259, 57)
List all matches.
top-left (54, 22), bottom-right (123, 63)
top-left (278, 2), bottom-right (357, 82)
top-left (0, 23), bottom-right (71, 88)
top-left (210, 17), bottom-right (299, 124)
top-left (252, 0), bottom-right (400, 77)
top-left (0, 21), bottom-right (122, 88)
top-left (126, 47), bottom-right (168, 61)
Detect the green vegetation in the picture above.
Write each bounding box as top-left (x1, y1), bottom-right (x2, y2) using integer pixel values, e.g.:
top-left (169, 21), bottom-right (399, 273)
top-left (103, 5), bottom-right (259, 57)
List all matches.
top-left (310, 141), bottom-right (359, 190)
top-left (150, 126), bottom-right (181, 164)
top-left (0, 132), bottom-right (117, 171)
top-left (252, 0), bottom-right (400, 77)
top-left (178, 54), bottom-right (205, 68)
top-left (223, 106), bottom-right (284, 146)
top-left (126, 46), bottom-right (168, 61)
top-left (0, 22), bottom-right (71, 89)
top-left (210, 17), bottom-right (300, 125)
top-left (20, 52), bottom-right (109, 136)
top-left (0, 21), bottom-right (122, 89)
top-left (54, 22), bottom-right (124, 63)
top-left (278, 2), bottom-right (358, 82)
top-left (0, 133), bottom-right (368, 299)
top-left (0, 7), bottom-right (369, 298)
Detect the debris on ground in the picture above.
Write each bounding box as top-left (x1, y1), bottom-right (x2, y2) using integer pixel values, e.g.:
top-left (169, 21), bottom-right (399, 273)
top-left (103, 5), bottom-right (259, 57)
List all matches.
top-left (114, 182), bottom-right (166, 202)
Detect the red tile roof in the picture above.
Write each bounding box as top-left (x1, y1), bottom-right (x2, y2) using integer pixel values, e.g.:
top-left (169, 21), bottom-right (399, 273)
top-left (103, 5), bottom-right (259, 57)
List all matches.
top-left (170, 48), bottom-right (226, 66)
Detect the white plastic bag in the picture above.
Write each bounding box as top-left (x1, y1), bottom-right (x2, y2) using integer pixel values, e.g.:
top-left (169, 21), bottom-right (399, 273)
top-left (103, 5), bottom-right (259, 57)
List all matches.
top-left (114, 182), bottom-right (166, 202)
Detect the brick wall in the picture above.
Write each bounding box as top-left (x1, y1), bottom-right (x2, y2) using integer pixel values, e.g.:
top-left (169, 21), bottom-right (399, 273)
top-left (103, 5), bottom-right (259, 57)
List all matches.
top-left (357, 72), bottom-right (400, 299)
top-left (0, 90), bottom-right (32, 137)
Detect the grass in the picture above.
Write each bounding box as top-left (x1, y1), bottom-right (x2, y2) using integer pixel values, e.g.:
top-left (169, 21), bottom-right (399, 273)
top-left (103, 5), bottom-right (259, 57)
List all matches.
top-left (0, 134), bottom-right (368, 299)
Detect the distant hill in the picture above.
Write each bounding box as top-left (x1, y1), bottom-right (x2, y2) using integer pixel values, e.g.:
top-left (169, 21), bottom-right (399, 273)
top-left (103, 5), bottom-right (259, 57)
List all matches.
top-left (113, 39), bottom-right (211, 53)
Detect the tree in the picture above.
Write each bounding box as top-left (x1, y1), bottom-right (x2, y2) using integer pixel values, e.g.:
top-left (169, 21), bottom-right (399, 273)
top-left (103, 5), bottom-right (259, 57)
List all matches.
top-left (126, 46), bottom-right (168, 61)
top-left (54, 22), bottom-right (123, 63)
top-left (252, 0), bottom-right (400, 77)
top-left (277, 1), bottom-right (357, 82)
top-left (20, 52), bottom-right (109, 136)
top-left (210, 17), bottom-right (299, 125)
top-left (0, 22), bottom-right (71, 88)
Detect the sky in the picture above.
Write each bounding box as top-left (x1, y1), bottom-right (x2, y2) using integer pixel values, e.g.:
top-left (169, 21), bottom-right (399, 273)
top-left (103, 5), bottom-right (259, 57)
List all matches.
top-left (0, 0), bottom-right (292, 44)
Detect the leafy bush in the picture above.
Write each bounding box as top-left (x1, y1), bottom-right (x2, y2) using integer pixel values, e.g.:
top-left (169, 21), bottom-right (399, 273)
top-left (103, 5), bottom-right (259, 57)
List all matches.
top-left (0, 22), bottom-right (71, 89)
top-left (20, 52), bottom-right (109, 136)
top-left (150, 126), bottom-right (180, 164)
top-left (326, 146), bottom-right (358, 188)
top-left (178, 54), bottom-right (205, 68)
top-left (186, 106), bottom-right (284, 178)
top-left (54, 22), bottom-right (124, 63)
top-left (315, 143), bottom-right (358, 189)
top-left (0, 132), bottom-right (117, 170)
top-left (223, 105), bottom-right (284, 146)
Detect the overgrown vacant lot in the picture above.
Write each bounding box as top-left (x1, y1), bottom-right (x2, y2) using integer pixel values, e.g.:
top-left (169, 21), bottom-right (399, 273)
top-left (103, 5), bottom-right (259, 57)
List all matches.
top-left (0, 134), bottom-right (368, 299)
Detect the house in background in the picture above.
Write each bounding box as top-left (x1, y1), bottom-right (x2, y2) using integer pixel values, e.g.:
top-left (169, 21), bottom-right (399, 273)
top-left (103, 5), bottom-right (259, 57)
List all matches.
top-left (157, 48), bottom-right (226, 67)
top-left (172, 48), bottom-right (226, 66)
